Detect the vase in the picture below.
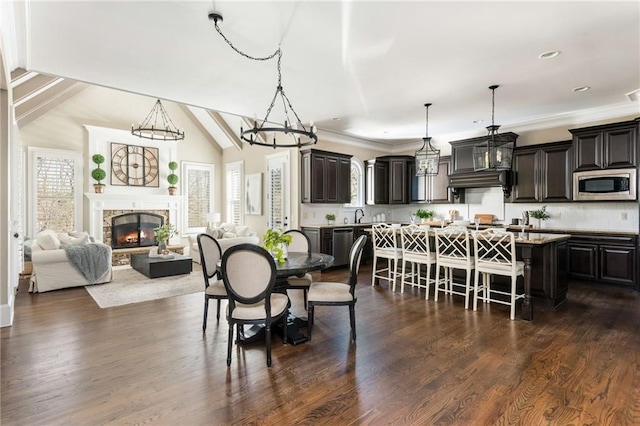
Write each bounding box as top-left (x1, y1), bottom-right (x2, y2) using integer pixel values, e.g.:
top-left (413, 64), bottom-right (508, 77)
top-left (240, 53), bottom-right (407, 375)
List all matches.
top-left (532, 218), bottom-right (541, 229)
top-left (157, 241), bottom-right (168, 255)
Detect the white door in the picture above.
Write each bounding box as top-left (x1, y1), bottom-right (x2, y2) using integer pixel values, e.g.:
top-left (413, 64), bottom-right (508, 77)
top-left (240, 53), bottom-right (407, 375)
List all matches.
top-left (266, 152), bottom-right (290, 230)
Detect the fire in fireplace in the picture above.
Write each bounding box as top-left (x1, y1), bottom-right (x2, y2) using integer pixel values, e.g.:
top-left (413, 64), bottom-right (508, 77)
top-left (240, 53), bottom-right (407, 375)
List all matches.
top-left (111, 213), bottom-right (164, 249)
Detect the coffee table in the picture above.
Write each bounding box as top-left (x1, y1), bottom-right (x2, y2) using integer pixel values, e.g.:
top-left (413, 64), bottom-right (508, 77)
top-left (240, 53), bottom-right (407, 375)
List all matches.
top-left (130, 253), bottom-right (193, 279)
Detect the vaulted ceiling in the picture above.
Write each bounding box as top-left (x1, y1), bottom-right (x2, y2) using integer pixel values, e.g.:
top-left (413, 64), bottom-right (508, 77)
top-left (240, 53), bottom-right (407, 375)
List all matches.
top-left (6, 1), bottom-right (640, 151)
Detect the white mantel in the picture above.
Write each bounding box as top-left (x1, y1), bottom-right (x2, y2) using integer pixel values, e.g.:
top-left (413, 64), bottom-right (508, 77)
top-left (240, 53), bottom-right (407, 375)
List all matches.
top-left (85, 193), bottom-right (183, 244)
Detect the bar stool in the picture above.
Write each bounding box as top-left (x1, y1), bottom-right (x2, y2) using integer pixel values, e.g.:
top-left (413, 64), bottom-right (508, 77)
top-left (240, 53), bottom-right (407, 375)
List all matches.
top-left (400, 224), bottom-right (436, 299)
top-left (371, 223), bottom-right (403, 291)
top-left (473, 228), bottom-right (525, 320)
top-left (434, 226), bottom-right (475, 309)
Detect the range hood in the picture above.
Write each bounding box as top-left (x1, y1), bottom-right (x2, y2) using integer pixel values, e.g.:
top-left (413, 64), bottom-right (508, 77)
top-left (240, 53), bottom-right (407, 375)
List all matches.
top-left (449, 170), bottom-right (513, 198)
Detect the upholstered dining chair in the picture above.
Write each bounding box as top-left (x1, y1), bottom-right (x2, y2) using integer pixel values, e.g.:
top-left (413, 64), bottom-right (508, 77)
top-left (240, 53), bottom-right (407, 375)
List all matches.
top-left (371, 223), bottom-right (403, 291)
top-left (197, 233), bottom-right (227, 331)
top-left (306, 235), bottom-right (367, 342)
top-left (473, 228), bottom-right (525, 320)
top-left (400, 224), bottom-right (436, 299)
top-left (283, 229), bottom-right (313, 307)
top-left (434, 226), bottom-right (475, 309)
top-left (221, 244), bottom-right (290, 367)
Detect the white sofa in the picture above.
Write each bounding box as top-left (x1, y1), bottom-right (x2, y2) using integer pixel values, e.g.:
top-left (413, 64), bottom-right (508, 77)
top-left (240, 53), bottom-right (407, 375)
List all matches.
top-left (189, 223), bottom-right (259, 264)
top-left (29, 230), bottom-right (113, 293)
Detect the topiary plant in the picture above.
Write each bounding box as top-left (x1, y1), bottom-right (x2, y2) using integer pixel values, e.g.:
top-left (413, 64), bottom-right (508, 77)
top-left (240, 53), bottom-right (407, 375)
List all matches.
top-left (91, 154), bottom-right (106, 192)
top-left (167, 161), bottom-right (179, 194)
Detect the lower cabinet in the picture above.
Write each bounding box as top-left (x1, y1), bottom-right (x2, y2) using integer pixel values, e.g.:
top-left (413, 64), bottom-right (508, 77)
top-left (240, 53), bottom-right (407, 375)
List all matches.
top-left (301, 227), bottom-right (333, 257)
top-left (567, 235), bottom-right (637, 288)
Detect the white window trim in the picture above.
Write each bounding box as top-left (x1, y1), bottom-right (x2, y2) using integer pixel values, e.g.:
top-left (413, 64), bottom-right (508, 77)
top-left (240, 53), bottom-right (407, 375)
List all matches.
top-left (344, 157), bottom-right (364, 210)
top-left (181, 161), bottom-right (215, 234)
top-left (27, 147), bottom-right (83, 236)
top-left (225, 160), bottom-right (244, 226)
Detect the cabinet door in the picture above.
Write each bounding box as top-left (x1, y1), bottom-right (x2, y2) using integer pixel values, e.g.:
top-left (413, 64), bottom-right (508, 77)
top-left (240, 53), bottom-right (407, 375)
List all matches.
top-left (567, 243), bottom-right (598, 280)
top-left (389, 159), bottom-right (408, 204)
top-left (311, 154), bottom-right (326, 203)
top-left (604, 125), bottom-right (637, 168)
top-left (512, 149), bottom-right (538, 202)
top-left (325, 156), bottom-right (339, 203)
top-left (410, 161), bottom-right (427, 202)
top-left (337, 157), bottom-right (352, 204)
top-left (599, 245), bottom-right (636, 286)
top-left (574, 131), bottom-right (602, 171)
top-left (429, 159), bottom-right (451, 203)
top-left (321, 229), bottom-right (333, 254)
top-left (302, 228), bottom-right (321, 253)
top-left (540, 143), bottom-right (572, 202)
top-left (451, 143), bottom-right (476, 174)
top-left (374, 161), bottom-right (389, 204)
top-left (301, 152), bottom-right (311, 203)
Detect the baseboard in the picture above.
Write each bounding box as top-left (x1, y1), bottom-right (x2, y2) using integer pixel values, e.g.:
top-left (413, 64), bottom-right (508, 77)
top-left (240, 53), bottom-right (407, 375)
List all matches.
top-left (0, 293), bottom-right (15, 327)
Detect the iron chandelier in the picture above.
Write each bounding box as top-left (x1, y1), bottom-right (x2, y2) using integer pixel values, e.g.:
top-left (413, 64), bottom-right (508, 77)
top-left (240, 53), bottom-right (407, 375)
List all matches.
top-left (131, 99), bottom-right (185, 141)
top-left (209, 12), bottom-right (317, 149)
top-left (472, 85), bottom-right (513, 171)
top-left (415, 103), bottom-right (440, 176)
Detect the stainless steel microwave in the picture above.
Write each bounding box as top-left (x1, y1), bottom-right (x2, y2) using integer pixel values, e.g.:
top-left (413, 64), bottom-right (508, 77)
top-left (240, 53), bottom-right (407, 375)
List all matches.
top-left (573, 168), bottom-right (637, 201)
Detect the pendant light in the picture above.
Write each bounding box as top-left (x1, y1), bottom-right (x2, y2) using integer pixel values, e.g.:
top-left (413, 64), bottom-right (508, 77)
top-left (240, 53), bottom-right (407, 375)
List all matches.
top-left (415, 103), bottom-right (440, 176)
top-left (132, 99), bottom-right (185, 141)
top-left (472, 85), bottom-right (513, 171)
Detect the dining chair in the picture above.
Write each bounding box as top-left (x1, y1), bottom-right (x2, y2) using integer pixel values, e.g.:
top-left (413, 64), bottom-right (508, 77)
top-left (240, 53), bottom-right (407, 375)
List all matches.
top-left (371, 223), bottom-right (403, 291)
top-left (307, 235), bottom-right (367, 342)
top-left (473, 228), bottom-right (525, 320)
top-left (221, 243), bottom-right (290, 367)
top-left (283, 229), bottom-right (313, 307)
top-left (434, 226), bottom-right (475, 309)
top-left (400, 224), bottom-right (436, 299)
top-left (197, 233), bottom-right (227, 331)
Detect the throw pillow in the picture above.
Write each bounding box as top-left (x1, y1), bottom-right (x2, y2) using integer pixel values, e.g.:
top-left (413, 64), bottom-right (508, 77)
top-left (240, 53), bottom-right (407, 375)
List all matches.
top-left (220, 222), bottom-right (236, 233)
top-left (205, 227), bottom-right (225, 239)
top-left (57, 233), bottom-right (90, 246)
top-left (235, 226), bottom-right (251, 237)
top-left (69, 230), bottom-right (95, 243)
top-left (223, 232), bottom-right (237, 239)
top-left (36, 230), bottom-right (61, 250)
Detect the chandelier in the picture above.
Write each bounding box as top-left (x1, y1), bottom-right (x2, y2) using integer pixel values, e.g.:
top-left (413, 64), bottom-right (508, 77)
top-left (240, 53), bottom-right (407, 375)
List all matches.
top-left (131, 99), bottom-right (185, 141)
top-left (415, 103), bottom-right (440, 176)
top-left (209, 12), bottom-right (317, 148)
top-left (472, 85), bottom-right (513, 171)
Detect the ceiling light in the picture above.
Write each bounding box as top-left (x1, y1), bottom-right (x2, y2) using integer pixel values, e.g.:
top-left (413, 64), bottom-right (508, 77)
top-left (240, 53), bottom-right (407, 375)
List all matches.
top-left (209, 12), bottom-right (317, 149)
top-left (131, 99), bottom-right (185, 141)
top-left (627, 89), bottom-right (640, 102)
top-left (473, 119), bottom-right (483, 124)
top-left (539, 50), bottom-right (561, 59)
top-left (332, 117), bottom-right (341, 121)
top-left (472, 85), bottom-right (514, 172)
top-left (572, 86), bottom-right (591, 93)
top-left (415, 103), bottom-right (440, 177)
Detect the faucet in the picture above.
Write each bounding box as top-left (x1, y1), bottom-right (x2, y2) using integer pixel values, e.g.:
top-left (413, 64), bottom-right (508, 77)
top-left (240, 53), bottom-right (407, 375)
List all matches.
top-left (354, 209), bottom-right (365, 224)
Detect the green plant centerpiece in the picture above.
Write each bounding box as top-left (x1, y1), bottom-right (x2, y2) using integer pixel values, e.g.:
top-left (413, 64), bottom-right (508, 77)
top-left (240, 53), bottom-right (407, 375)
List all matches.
top-left (415, 208), bottom-right (435, 223)
top-left (529, 206), bottom-right (550, 227)
top-left (325, 213), bottom-right (336, 225)
top-left (263, 228), bottom-right (292, 263)
top-left (154, 223), bottom-right (179, 255)
top-left (167, 161), bottom-right (179, 195)
top-left (91, 154), bottom-right (106, 193)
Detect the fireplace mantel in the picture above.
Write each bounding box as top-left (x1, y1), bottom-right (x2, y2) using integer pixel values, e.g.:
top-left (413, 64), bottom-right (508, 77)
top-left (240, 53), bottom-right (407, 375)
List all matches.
top-left (85, 193), bottom-right (183, 244)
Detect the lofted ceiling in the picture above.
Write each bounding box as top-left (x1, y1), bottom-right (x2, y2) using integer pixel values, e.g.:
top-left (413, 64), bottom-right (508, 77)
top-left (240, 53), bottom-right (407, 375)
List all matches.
top-left (7, 1), bottom-right (640, 151)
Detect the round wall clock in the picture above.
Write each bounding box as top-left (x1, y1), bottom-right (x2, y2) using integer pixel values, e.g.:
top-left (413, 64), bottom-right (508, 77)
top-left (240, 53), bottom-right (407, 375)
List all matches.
top-left (110, 143), bottom-right (159, 187)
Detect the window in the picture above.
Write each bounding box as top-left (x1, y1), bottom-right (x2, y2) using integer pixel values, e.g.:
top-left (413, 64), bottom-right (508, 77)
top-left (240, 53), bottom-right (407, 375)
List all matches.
top-left (28, 148), bottom-right (83, 235)
top-left (225, 161), bottom-right (243, 225)
top-left (266, 152), bottom-right (290, 229)
top-left (182, 162), bottom-right (214, 233)
top-left (345, 158), bottom-right (364, 208)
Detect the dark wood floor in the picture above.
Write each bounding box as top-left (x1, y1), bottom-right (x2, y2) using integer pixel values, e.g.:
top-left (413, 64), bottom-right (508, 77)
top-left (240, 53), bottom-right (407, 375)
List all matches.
top-left (2, 264), bottom-right (639, 425)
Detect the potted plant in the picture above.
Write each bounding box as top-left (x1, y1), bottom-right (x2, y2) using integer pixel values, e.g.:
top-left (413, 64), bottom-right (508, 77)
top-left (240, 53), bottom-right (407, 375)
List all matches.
top-left (154, 223), bottom-right (179, 255)
top-left (167, 161), bottom-right (179, 195)
top-left (529, 205), bottom-right (550, 228)
top-left (91, 154), bottom-right (106, 193)
top-left (325, 213), bottom-right (336, 225)
top-left (263, 228), bottom-right (292, 263)
top-left (415, 208), bottom-right (435, 224)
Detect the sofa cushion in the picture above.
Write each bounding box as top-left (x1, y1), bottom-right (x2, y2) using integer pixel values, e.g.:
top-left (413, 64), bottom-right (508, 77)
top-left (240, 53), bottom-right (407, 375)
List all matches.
top-left (69, 230), bottom-right (95, 243)
top-left (205, 227), bottom-right (225, 239)
top-left (223, 232), bottom-right (237, 239)
top-left (58, 233), bottom-right (90, 246)
top-left (235, 226), bottom-right (252, 237)
top-left (36, 230), bottom-right (61, 250)
top-left (220, 222), bottom-right (236, 233)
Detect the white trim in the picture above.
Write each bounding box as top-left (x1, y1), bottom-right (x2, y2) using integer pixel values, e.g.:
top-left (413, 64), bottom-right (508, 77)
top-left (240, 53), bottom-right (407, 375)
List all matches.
top-left (265, 151), bottom-right (291, 229)
top-left (0, 297), bottom-right (15, 327)
top-left (225, 160), bottom-right (243, 226)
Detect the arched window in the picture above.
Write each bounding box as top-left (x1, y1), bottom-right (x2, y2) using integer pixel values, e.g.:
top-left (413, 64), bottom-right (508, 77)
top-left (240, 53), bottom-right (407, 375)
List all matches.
top-left (345, 158), bottom-right (364, 208)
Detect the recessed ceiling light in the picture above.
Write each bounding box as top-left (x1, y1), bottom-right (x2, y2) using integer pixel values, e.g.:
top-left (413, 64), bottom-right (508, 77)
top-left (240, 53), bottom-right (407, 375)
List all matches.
top-left (473, 119), bottom-right (483, 124)
top-left (539, 50), bottom-right (560, 59)
top-left (332, 117), bottom-right (341, 121)
top-left (572, 86), bottom-right (591, 93)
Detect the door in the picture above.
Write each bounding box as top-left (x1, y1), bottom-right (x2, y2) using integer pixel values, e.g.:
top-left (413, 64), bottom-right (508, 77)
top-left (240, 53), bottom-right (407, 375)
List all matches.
top-left (266, 152), bottom-right (291, 230)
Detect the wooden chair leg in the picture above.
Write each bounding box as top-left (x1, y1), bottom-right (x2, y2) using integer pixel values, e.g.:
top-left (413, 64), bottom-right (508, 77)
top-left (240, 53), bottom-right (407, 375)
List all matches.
top-left (203, 297), bottom-right (209, 331)
top-left (216, 299), bottom-right (221, 321)
top-left (226, 323), bottom-right (234, 366)
top-left (349, 304), bottom-right (356, 341)
top-left (266, 322), bottom-right (272, 367)
top-left (307, 304), bottom-right (314, 341)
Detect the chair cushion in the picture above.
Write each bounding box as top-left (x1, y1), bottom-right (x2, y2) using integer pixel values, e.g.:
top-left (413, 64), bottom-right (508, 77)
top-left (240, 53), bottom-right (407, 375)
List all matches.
top-left (308, 282), bottom-right (353, 303)
top-left (228, 293), bottom-right (288, 320)
top-left (287, 273), bottom-right (312, 287)
top-left (205, 279), bottom-right (226, 297)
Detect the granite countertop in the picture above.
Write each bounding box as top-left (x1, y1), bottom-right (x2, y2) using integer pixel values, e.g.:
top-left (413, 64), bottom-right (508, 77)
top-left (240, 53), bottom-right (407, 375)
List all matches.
top-left (506, 226), bottom-right (638, 237)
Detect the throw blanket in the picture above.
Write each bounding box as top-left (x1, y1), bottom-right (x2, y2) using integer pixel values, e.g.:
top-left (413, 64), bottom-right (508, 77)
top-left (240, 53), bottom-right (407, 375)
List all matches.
top-left (63, 243), bottom-right (111, 284)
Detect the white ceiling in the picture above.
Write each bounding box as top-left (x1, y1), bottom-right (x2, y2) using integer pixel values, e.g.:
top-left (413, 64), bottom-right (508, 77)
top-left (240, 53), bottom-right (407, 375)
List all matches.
top-left (13, 1), bottom-right (640, 150)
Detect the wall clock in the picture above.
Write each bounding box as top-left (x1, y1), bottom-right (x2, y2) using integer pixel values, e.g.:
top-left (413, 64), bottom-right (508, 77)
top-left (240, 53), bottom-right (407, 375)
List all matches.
top-left (110, 143), bottom-right (159, 187)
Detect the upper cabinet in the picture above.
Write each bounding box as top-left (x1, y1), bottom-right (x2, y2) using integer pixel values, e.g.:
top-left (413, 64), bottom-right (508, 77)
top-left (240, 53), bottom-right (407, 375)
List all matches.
top-left (412, 156), bottom-right (452, 203)
top-left (511, 141), bottom-right (572, 203)
top-left (366, 156), bottom-right (413, 205)
top-left (570, 119), bottom-right (638, 171)
top-left (301, 149), bottom-right (352, 204)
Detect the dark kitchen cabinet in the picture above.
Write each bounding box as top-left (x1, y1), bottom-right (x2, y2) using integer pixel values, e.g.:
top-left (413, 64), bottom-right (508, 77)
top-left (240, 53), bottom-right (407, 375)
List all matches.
top-left (570, 119), bottom-right (638, 171)
top-left (412, 156), bottom-right (452, 203)
top-left (450, 132), bottom-right (519, 175)
top-left (366, 156), bottom-right (413, 204)
top-left (365, 158), bottom-right (389, 205)
top-left (511, 141), bottom-right (572, 203)
top-left (567, 234), bottom-right (637, 288)
top-left (301, 227), bottom-right (333, 255)
top-left (301, 149), bottom-right (352, 203)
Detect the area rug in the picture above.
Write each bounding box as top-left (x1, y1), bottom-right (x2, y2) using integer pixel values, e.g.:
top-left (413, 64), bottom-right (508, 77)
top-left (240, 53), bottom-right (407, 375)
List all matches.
top-left (85, 265), bottom-right (203, 308)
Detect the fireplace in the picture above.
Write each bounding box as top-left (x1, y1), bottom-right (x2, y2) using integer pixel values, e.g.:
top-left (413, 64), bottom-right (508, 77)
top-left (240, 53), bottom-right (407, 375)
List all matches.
top-left (111, 213), bottom-right (164, 249)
